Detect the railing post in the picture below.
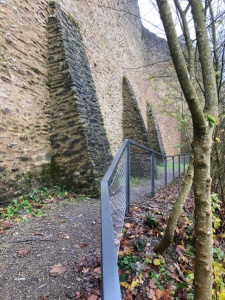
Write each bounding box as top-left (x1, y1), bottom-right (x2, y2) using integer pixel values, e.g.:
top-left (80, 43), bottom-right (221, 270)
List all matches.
top-left (164, 156), bottom-right (168, 186)
top-left (172, 156), bottom-right (175, 181)
top-left (151, 152), bottom-right (155, 197)
top-left (183, 154), bottom-right (186, 173)
top-left (126, 140), bottom-right (130, 213)
top-left (101, 182), bottom-right (121, 300)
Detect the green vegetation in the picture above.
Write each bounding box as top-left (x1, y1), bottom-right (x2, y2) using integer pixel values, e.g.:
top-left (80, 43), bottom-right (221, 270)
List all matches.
top-left (157, 161), bottom-right (189, 173)
top-left (0, 197), bottom-right (44, 220)
top-left (130, 177), bottom-right (140, 187)
top-left (118, 191), bottom-right (225, 299)
top-left (145, 213), bottom-right (159, 229)
top-left (0, 186), bottom-right (84, 224)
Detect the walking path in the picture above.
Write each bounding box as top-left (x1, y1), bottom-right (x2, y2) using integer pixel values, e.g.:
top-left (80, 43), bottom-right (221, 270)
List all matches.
top-left (0, 197), bottom-right (101, 300)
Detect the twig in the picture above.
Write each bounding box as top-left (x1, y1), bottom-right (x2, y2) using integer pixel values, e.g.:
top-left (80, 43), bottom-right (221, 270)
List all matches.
top-left (184, 253), bottom-right (195, 258)
top-left (12, 239), bottom-right (55, 243)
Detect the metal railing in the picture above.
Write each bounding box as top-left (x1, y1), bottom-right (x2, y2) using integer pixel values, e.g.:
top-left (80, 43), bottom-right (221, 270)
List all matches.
top-left (100, 139), bottom-right (189, 300)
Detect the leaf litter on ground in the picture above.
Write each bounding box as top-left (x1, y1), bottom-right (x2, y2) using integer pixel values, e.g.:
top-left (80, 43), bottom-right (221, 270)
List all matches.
top-left (49, 263), bottom-right (67, 276)
top-left (73, 181), bottom-right (225, 299)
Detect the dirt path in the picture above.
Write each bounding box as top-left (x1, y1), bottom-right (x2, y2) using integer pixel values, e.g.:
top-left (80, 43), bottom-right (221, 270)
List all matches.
top-left (0, 198), bottom-right (101, 300)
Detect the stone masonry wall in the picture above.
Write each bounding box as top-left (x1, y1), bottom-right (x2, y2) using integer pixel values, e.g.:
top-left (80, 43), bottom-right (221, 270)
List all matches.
top-left (147, 104), bottom-right (165, 154)
top-left (122, 77), bottom-right (151, 147)
top-left (0, 0), bottom-right (182, 202)
top-left (47, 2), bottom-right (112, 194)
top-left (0, 0), bottom-right (51, 202)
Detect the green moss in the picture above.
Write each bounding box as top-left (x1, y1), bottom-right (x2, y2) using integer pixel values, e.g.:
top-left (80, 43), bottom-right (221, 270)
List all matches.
top-left (41, 154), bottom-right (62, 186)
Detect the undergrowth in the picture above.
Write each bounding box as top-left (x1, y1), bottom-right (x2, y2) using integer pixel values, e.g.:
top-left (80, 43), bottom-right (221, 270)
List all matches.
top-left (118, 190), bottom-right (225, 300)
top-left (0, 186), bottom-right (87, 225)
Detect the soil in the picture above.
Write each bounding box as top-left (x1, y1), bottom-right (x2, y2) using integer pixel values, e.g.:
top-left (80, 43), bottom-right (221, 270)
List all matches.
top-left (0, 197), bottom-right (101, 300)
top-left (1, 182), bottom-right (224, 300)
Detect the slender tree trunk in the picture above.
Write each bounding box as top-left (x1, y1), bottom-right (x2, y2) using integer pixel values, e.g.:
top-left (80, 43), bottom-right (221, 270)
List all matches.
top-left (190, 1), bottom-right (217, 297)
top-left (154, 152), bottom-right (194, 254)
top-left (192, 132), bottom-right (214, 300)
top-left (156, 1), bottom-right (218, 299)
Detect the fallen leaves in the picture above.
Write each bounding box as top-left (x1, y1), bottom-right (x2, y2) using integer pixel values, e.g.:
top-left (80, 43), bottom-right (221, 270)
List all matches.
top-left (155, 286), bottom-right (174, 300)
top-left (87, 295), bottom-right (98, 300)
top-left (153, 258), bottom-right (161, 266)
top-left (18, 246), bottom-right (31, 257)
top-left (32, 231), bottom-right (43, 236)
top-left (116, 182), bottom-right (197, 299)
top-left (79, 243), bottom-right (89, 248)
top-left (73, 254), bottom-right (101, 299)
top-left (0, 219), bottom-right (13, 234)
top-left (2, 220), bottom-right (13, 229)
top-left (58, 233), bottom-right (70, 239)
top-left (49, 264), bottom-right (67, 276)
top-left (124, 223), bottom-right (132, 229)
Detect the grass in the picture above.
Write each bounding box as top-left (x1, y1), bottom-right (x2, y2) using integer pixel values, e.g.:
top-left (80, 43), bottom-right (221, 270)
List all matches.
top-left (157, 162), bottom-right (189, 173)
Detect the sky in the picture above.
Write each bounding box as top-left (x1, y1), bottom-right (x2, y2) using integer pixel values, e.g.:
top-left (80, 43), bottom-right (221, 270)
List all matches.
top-left (137, 0), bottom-right (191, 39)
top-left (137, 0), bottom-right (165, 37)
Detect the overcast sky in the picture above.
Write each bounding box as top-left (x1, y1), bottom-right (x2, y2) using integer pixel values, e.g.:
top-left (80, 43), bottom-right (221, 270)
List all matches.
top-left (137, 0), bottom-right (189, 39)
top-left (137, 0), bottom-right (165, 37)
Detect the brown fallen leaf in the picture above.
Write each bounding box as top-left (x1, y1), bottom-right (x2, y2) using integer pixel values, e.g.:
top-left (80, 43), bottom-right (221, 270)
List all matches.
top-left (93, 267), bottom-right (101, 273)
top-left (0, 230), bottom-right (4, 234)
top-left (149, 278), bottom-right (157, 289)
top-left (82, 267), bottom-right (90, 273)
top-left (79, 243), bottom-right (89, 248)
top-left (18, 246), bottom-right (31, 257)
top-left (124, 223), bottom-right (131, 228)
top-left (3, 220), bottom-right (13, 229)
top-left (49, 264), bottom-right (67, 276)
top-left (43, 198), bottom-right (54, 204)
top-left (88, 295), bottom-right (98, 300)
top-left (146, 288), bottom-right (155, 299)
top-left (169, 271), bottom-right (181, 282)
top-left (155, 286), bottom-right (173, 300)
top-left (58, 233), bottom-right (70, 239)
top-left (32, 231), bottom-right (43, 236)
top-left (20, 214), bottom-right (32, 219)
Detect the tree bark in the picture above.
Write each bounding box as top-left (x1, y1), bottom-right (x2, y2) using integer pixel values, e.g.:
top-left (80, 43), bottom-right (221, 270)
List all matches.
top-left (190, 1), bottom-right (217, 298)
top-left (156, 1), bottom-right (218, 299)
top-left (154, 152), bottom-right (194, 254)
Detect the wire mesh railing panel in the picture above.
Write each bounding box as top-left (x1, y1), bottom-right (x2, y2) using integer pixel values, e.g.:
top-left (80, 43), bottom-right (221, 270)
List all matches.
top-left (185, 154), bottom-right (190, 170)
top-left (100, 139), bottom-right (190, 299)
top-left (180, 153), bottom-right (190, 173)
top-left (166, 156), bottom-right (174, 184)
top-left (109, 148), bottom-right (127, 251)
top-left (153, 154), bottom-right (165, 191)
top-left (174, 155), bottom-right (180, 179)
top-left (129, 144), bottom-right (152, 203)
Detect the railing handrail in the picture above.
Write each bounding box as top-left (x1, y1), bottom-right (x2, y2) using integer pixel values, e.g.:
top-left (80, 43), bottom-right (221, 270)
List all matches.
top-left (101, 139), bottom-right (129, 184)
top-left (101, 139), bottom-right (190, 300)
top-left (101, 140), bottom-right (130, 300)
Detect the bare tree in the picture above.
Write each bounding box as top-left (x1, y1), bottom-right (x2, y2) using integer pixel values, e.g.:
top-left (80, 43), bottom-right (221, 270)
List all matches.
top-left (207, 0), bottom-right (225, 201)
top-left (155, 1), bottom-right (218, 299)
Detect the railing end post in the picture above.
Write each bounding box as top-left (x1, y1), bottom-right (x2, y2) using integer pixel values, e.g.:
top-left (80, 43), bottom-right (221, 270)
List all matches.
top-left (126, 140), bottom-right (130, 213)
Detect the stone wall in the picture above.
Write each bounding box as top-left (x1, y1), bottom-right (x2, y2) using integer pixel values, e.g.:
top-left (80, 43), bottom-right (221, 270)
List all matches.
top-left (147, 104), bottom-right (165, 154)
top-left (0, 0), bottom-right (51, 202)
top-left (47, 2), bottom-right (112, 194)
top-left (122, 77), bottom-right (151, 147)
top-left (0, 0), bottom-right (182, 202)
